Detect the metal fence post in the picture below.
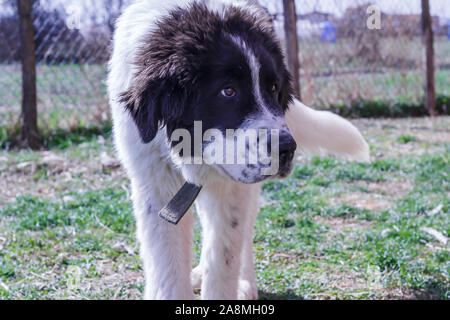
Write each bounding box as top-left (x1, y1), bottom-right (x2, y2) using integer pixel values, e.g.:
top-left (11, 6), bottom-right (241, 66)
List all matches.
top-left (17, 0), bottom-right (40, 149)
top-left (283, 0), bottom-right (301, 100)
top-left (421, 0), bottom-right (437, 117)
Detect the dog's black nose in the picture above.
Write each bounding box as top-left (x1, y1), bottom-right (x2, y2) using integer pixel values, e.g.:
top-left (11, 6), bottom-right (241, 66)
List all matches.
top-left (279, 131), bottom-right (297, 167)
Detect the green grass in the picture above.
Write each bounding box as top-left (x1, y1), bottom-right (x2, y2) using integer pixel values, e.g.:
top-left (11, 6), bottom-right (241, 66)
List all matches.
top-left (257, 152), bottom-right (449, 299)
top-left (0, 120), bottom-right (448, 299)
top-left (397, 135), bottom-right (419, 144)
top-left (0, 121), bottom-right (112, 150)
top-left (2, 189), bottom-right (133, 233)
top-left (0, 189), bottom-right (140, 300)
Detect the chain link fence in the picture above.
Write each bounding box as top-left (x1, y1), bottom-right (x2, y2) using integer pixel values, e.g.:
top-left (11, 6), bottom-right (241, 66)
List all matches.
top-left (0, 0), bottom-right (122, 133)
top-left (1, 0), bottom-right (449, 134)
top-left (263, 0), bottom-right (450, 108)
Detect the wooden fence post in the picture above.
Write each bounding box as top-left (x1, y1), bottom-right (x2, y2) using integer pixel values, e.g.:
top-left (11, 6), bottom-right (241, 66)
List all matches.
top-left (17, 0), bottom-right (40, 149)
top-left (283, 0), bottom-right (301, 99)
top-left (421, 0), bottom-right (437, 117)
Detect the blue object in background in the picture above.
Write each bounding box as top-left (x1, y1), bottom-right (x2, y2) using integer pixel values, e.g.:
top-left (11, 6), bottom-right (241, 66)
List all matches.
top-left (321, 21), bottom-right (337, 43)
top-left (447, 23), bottom-right (450, 40)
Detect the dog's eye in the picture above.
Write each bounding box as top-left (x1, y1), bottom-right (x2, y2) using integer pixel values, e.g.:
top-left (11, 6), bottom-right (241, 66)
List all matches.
top-left (221, 87), bottom-right (236, 98)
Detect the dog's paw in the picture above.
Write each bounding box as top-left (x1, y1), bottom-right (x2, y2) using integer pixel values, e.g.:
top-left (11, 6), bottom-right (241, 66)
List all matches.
top-left (238, 279), bottom-right (258, 300)
top-left (191, 266), bottom-right (202, 291)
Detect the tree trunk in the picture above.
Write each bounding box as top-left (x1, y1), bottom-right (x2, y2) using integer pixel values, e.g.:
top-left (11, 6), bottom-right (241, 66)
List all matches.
top-left (421, 0), bottom-right (437, 117)
top-left (283, 0), bottom-right (301, 99)
top-left (17, 0), bottom-right (40, 149)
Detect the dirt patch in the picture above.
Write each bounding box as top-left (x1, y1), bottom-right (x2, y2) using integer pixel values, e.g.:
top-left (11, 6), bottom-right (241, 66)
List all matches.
top-left (353, 116), bottom-right (450, 160)
top-left (296, 268), bottom-right (407, 299)
top-left (352, 180), bottom-right (413, 199)
top-left (0, 149), bottom-right (128, 206)
top-left (365, 181), bottom-right (414, 197)
top-left (315, 216), bottom-right (374, 232)
top-left (345, 193), bottom-right (393, 211)
top-left (329, 180), bottom-right (414, 212)
top-left (329, 191), bottom-right (395, 211)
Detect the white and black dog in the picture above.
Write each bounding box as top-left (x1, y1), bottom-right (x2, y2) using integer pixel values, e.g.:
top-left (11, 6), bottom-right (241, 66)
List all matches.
top-left (108, 0), bottom-right (369, 300)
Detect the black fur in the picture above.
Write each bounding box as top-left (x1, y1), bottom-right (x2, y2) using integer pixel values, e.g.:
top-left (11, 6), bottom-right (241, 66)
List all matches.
top-left (119, 3), bottom-right (293, 144)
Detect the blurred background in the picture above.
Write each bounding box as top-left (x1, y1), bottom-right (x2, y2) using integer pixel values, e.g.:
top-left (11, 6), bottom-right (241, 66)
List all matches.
top-left (0, 0), bottom-right (449, 149)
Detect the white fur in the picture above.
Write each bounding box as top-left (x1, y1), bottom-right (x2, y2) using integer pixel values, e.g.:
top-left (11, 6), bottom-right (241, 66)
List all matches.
top-left (108, 0), bottom-right (370, 300)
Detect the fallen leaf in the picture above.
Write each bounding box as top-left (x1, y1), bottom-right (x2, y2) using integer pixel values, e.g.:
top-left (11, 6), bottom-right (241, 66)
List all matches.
top-left (16, 162), bottom-right (32, 170)
top-left (112, 242), bottom-right (135, 255)
top-left (421, 227), bottom-right (448, 245)
top-left (0, 281), bottom-right (8, 291)
top-left (101, 153), bottom-right (121, 170)
top-left (63, 196), bottom-right (75, 203)
top-left (427, 204), bottom-right (443, 217)
top-left (41, 154), bottom-right (66, 173)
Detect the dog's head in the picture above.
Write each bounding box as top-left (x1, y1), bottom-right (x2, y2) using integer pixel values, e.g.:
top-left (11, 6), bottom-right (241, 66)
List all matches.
top-left (120, 3), bottom-right (297, 184)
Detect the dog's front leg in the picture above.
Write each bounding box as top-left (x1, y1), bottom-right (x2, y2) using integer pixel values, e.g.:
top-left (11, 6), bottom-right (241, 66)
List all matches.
top-left (196, 182), bottom-right (252, 300)
top-left (132, 186), bottom-right (194, 300)
top-left (238, 184), bottom-right (260, 300)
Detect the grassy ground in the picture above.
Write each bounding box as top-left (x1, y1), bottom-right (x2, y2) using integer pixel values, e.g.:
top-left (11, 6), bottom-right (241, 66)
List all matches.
top-left (0, 117), bottom-right (448, 300)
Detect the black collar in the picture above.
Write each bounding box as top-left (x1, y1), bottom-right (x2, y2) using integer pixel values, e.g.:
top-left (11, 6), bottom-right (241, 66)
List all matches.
top-left (159, 182), bottom-right (203, 225)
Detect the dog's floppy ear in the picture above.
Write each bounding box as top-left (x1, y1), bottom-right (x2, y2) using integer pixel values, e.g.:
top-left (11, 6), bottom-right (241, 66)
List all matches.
top-left (120, 78), bottom-right (188, 144)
